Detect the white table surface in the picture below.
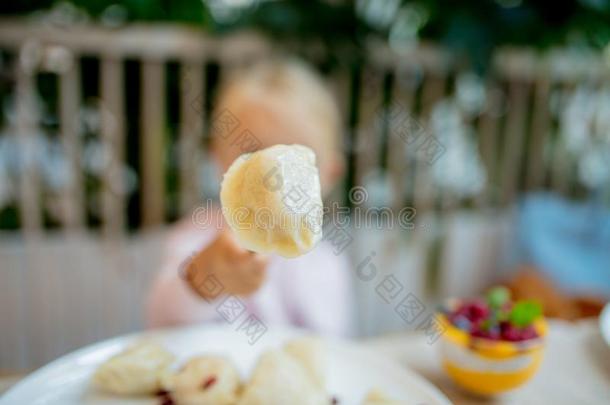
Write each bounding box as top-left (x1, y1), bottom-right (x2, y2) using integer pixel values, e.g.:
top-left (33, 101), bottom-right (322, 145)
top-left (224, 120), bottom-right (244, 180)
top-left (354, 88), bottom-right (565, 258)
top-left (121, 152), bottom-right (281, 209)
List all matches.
top-left (363, 319), bottom-right (610, 404)
top-left (2, 320), bottom-right (609, 403)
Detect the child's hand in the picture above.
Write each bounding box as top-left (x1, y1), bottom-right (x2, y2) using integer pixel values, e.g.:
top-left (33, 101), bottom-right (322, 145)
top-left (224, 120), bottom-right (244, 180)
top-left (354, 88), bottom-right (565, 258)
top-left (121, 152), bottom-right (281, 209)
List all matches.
top-left (185, 228), bottom-right (269, 299)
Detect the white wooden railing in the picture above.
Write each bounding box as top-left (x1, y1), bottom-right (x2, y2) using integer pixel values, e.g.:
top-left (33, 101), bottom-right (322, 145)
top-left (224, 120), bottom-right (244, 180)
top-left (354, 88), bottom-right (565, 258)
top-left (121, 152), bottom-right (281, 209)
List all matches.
top-left (0, 18), bottom-right (609, 370)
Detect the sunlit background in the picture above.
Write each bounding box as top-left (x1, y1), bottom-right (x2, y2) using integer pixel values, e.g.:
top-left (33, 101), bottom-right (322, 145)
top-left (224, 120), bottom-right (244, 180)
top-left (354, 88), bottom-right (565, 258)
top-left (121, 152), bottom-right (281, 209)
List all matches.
top-left (1, 0), bottom-right (609, 371)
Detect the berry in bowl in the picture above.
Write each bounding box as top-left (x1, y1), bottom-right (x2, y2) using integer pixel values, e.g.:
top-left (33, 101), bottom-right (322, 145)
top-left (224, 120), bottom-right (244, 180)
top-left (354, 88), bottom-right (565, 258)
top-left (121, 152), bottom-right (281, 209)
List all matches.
top-left (437, 287), bottom-right (547, 396)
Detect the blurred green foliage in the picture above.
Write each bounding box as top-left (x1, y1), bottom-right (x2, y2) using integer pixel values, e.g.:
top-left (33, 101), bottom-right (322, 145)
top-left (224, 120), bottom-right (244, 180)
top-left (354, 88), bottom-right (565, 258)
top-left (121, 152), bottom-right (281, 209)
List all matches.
top-left (1, 0), bottom-right (609, 69)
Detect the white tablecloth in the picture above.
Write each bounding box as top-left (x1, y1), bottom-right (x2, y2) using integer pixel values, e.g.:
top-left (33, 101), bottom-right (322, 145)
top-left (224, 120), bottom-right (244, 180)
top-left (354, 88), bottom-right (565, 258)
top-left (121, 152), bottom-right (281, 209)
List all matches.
top-left (363, 320), bottom-right (610, 404)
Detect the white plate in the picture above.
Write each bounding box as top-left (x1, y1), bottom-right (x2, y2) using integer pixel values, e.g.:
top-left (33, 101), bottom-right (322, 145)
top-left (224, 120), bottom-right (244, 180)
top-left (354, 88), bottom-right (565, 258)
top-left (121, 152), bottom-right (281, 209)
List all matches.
top-left (2, 325), bottom-right (451, 405)
top-left (600, 303), bottom-right (610, 348)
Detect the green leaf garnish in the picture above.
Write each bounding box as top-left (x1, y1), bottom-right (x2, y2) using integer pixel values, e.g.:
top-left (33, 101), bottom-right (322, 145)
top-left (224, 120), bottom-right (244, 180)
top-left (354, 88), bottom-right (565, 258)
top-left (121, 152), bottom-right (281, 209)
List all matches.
top-left (509, 301), bottom-right (542, 327)
top-left (486, 287), bottom-right (511, 309)
top-left (480, 319), bottom-right (492, 331)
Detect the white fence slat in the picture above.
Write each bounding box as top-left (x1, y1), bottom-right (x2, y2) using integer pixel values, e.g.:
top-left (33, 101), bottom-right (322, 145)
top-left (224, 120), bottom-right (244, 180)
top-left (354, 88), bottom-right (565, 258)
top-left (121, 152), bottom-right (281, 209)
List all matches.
top-left (59, 59), bottom-right (84, 230)
top-left (387, 67), bottom-right (417, 211)
top-left (549, 83), bottom-right (574, 194)
top-left (0, 19), bottom-right (269, 63)
top-left (327, 69), bottom-right (352, 205)
top-left (550, 145), bottom-right (571, 194)
top-left (15, 54), bottom-right (42, 235)
top-left (526, 78), bottom-right (551, 190)
top-left (179, 62), bottom-right (204, 214)
top-left (476, 83), bottom-right (502, 207)
top-left (0, 19), bottom-right (608, 81)
top-left (409, 74), bottom-right (447, 298)
top-left (100, 56), bottom-right (126, 235)
top-left (141, 60), bottom-right (166, 227)
top-left (500, 80), bottom-right (530, 204)
top-left (331, 69), bottom-right (351, 127)
top-left (354, 67), bottom-right (385, 187)
top-left (413, 73), bottom-right (446, 212)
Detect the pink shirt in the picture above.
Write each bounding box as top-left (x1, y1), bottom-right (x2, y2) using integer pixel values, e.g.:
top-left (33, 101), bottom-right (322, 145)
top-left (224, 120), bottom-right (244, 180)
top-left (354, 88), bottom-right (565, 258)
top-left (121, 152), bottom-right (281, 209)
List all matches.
top-left (146, 219), bottom-right (354, 337)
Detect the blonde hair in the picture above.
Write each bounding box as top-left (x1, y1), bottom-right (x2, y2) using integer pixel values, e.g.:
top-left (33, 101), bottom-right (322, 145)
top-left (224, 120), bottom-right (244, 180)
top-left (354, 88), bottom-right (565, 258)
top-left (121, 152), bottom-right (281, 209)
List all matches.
top-left (211, 58), bottom-right (342, 156)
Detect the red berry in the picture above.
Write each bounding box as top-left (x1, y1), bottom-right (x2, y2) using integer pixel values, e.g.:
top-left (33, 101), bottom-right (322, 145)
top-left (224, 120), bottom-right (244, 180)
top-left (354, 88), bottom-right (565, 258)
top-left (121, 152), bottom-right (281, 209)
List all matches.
top-left (501, 324), bottom-right (520, 341)
top-left (156, 391), bottom-right (174, 405)
top-left (468, 300), bottom-right (490, 321)
top-left (498, 321), bottom-right (539, 341)
top-left (471, 326), bottom-right (500, 340)
top-left (202, 376), bottom-right (217, 390)
top-left (471, 329), bottom-right (487, 338)
top-left (519, 325), bottom-right (538, 341)
top-left (454, 300), bottom-right (490, 323)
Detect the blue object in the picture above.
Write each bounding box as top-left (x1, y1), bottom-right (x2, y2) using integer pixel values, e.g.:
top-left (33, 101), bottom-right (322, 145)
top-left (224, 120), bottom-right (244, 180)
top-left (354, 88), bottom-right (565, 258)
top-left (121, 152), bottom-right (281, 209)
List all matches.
top-left (516, 193), bottom-right (610, 297)
top-left (453, 315), bottom-right (472, 331)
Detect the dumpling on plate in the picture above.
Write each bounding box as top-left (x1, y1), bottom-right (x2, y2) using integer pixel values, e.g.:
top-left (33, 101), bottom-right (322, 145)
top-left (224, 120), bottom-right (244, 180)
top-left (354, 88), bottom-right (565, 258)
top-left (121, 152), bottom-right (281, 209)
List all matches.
top-left (237, 349), bottom-right (329, 405)
top-left (362, 389), bottom-right (408, 404)
top-left (283, 337), bottom-right (326, 389)
top-left (92, 341), bottom-right (174, 396)
top-left (162, 356), bottom-right (241, 405)
top-left (220, 144), bottom-right (323, 258)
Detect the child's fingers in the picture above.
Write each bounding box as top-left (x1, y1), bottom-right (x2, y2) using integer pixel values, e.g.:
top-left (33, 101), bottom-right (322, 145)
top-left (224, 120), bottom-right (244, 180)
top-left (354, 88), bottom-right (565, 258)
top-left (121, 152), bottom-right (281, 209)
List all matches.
top-left (217, 227), bottom-right (239, 247)
top-left (238, 255), bottom-right (269, 277)
top-left (248, 263), bottom-right (267, 284)
top-left (250, 253), bottom-right (270, 268)
top-left (216, 228), bottom-right (270, 270)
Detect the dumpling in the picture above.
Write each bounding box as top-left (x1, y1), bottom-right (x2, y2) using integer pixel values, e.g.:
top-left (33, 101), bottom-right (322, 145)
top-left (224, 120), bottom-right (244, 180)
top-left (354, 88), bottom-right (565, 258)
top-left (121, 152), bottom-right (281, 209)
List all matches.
top-left (220, 144), bottom-right (323, 258)
top-left (92, 341), bottom-right (174, 396)
top-left (362, 389), bottom-right (408, 404)
top-left (283, 337), bottom-right (326, 389)
top-left (237, 350), bottom-right (328, 405)
top-left (162, 356), bottom-right (241, 405)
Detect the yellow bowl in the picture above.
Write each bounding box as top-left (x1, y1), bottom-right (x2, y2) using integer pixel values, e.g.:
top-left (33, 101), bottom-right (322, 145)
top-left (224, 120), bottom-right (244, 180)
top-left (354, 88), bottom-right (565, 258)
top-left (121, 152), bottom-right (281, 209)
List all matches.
top-left (437, 307), bottom-right (547, 396)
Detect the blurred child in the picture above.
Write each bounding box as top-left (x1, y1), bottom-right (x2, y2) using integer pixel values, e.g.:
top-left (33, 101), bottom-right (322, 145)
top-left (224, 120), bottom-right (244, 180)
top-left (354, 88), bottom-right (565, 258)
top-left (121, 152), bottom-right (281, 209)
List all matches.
top-left (146, 59), bottom-right (353, 336)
